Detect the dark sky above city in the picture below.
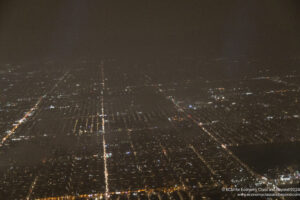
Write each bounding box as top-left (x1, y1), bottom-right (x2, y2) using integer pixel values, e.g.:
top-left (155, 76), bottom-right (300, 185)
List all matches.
top-left (0, 0), bottom-right (299, 62)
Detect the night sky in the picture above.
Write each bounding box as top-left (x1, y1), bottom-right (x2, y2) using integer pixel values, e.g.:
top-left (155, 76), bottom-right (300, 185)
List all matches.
top-left (0, 0), bottom-right (299, 62)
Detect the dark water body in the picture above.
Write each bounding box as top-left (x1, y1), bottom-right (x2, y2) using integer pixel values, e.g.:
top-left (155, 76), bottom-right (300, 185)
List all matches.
top-left (230, 142), bottom-right (300, 175)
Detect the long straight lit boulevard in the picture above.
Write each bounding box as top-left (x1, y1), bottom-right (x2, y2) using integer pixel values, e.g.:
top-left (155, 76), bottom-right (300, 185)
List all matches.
top-left (0, 58), bottom-right (300, 199)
